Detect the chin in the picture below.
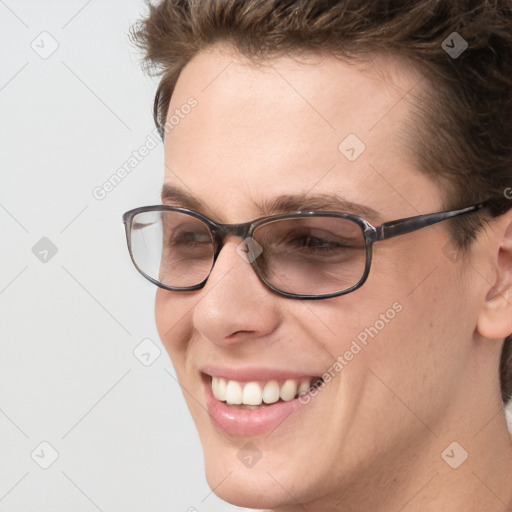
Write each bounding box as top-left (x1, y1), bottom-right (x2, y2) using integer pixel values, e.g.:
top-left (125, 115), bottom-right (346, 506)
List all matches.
top-left (202, 447), bottom-right (298, 509)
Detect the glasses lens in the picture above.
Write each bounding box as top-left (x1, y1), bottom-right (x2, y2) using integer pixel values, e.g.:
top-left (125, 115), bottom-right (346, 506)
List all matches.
top-left (252, 216), bottom-right (367, 296)
top-left (128, 210), bottom-right (215, 288)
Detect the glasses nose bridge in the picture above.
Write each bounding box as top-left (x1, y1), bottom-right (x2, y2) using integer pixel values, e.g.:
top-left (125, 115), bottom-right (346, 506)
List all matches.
top-left (212, 220), bottom-right (255, 247)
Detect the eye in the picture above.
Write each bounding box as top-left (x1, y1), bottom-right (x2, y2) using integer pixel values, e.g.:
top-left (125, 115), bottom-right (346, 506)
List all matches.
top-left (169, 226), bottom-right (212, 245)
top-left (279, 227), bottom-right (359, 253)
top-left (133, 220), bottom-right (156, 230)
top-left (289, 234), bottom-right (351, 251)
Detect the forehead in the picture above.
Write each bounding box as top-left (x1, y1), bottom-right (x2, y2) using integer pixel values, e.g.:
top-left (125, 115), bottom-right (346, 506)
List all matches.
top-left (163, 45), bottom-right (437, 221)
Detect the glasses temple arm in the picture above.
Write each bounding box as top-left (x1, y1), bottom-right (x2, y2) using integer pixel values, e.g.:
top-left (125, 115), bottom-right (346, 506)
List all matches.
top-left (375, 203), bottom-right (486, 241)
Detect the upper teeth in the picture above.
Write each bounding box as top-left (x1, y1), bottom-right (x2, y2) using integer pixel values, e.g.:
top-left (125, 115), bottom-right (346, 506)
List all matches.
top-left (211, 377), bottom-right (313, 405)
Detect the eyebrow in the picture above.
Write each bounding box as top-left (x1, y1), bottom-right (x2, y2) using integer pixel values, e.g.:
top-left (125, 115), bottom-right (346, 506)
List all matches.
top-left (161, 184), bottom-right (380, 219)
top-left (161, 184), bottom-right (204, 210)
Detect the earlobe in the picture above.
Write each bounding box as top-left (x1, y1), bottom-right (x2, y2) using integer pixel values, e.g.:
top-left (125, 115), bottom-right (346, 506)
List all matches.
top-left (477, 209), bottom-right (512, 340)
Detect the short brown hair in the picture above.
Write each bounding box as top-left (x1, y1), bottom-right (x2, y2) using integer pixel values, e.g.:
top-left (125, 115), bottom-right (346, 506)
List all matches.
top-left (131, 0), bottom-right (512, 404)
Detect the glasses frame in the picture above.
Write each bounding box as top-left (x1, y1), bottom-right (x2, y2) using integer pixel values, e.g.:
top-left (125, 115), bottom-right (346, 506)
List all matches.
top-left (122, 202), bottom-right (487, 300)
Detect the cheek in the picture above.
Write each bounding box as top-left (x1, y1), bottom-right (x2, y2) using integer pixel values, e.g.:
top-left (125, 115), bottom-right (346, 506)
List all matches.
top-left (154, 288), bottom-right (194, 363)
top-left (305, 245), bottom-right (467, 396)
top-left (357, 263), bottom-right (469, 407)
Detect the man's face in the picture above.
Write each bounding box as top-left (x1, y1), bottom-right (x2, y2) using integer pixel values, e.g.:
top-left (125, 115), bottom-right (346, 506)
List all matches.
top-left (155, 48), bottom-right (478, 508)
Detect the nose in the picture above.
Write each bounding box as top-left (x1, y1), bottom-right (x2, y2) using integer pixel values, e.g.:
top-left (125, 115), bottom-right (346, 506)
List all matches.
top-left (192, 237), bottom-right (282, 347)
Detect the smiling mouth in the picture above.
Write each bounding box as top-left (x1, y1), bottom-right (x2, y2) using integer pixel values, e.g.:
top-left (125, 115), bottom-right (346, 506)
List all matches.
top-left (208, 374), bottom-right (324, 409)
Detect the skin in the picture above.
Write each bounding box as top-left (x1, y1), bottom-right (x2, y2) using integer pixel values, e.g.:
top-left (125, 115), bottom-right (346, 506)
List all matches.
top-left (154, 45), bottom-right (512, 511)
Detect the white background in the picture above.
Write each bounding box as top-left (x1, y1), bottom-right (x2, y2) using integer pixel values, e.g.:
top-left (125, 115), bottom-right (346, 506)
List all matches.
top-left (1, 2), bottom-right (511, 512)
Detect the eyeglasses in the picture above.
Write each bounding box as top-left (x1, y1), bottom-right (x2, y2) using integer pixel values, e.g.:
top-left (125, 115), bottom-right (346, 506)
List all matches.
top-left (122, 202), bottom-right (486, 300)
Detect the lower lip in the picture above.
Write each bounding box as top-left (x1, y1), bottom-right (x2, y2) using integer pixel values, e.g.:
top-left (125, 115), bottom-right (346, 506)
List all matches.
top-left (203, 375), bottom-right (305, 437)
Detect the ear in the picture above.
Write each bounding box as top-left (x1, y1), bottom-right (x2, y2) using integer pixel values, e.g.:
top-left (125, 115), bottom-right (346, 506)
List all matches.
top-left (477, 208), bottom-right (512, 340)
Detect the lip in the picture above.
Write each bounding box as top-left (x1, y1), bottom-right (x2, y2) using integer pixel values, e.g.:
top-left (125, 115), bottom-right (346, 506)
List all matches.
top-left (201, 369), bottom-right (318, 437)
top-left (200, 364), bottom-right (317, 383)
